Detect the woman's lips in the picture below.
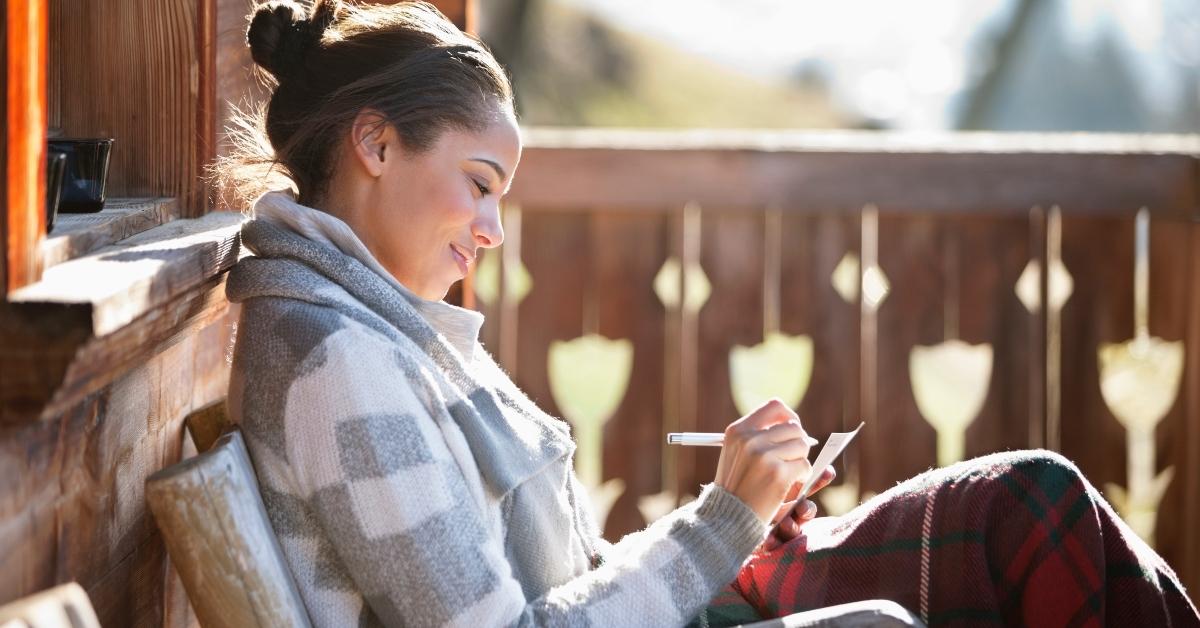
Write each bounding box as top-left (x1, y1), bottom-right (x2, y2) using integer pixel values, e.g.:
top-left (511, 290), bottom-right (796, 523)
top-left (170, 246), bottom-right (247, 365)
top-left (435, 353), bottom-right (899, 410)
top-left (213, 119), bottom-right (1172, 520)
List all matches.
top-left (450, 244), bottom-right (470, 276)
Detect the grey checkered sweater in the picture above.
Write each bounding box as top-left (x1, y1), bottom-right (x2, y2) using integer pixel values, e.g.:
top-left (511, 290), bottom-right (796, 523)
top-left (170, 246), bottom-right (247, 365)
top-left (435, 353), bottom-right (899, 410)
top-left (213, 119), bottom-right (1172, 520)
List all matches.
top-left (225, 192), bottom-right (767, 627)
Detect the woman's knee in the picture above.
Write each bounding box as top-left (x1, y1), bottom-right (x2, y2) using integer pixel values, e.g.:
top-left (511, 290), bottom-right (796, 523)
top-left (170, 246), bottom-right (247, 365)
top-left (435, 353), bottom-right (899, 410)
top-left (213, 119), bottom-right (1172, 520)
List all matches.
top-left (1000, 449), bottom-right (1094, 491)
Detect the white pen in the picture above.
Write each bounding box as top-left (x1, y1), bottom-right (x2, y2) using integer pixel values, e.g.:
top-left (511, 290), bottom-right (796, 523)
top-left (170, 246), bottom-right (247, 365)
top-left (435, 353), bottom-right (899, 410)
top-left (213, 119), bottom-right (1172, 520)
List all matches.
top-left (667, 432), bottom-right (819, 447)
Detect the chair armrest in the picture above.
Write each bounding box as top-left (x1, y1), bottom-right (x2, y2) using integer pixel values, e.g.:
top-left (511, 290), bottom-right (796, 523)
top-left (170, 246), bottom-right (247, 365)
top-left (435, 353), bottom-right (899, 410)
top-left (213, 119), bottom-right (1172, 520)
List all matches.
top-left (738, 600), bottom-right (925, 628)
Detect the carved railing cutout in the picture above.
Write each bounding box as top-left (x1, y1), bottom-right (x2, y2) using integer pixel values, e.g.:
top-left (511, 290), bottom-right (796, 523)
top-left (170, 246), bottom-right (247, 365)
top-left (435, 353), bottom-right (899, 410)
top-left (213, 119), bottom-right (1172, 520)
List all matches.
top-left (547, 219), bottom-right (634, 532)
top-left (909, 226), bottom-right (994, 467)
top-left (1100, 209), bottom-right (1184, 546)
top-left (729, 209), bottom-right (814, 416)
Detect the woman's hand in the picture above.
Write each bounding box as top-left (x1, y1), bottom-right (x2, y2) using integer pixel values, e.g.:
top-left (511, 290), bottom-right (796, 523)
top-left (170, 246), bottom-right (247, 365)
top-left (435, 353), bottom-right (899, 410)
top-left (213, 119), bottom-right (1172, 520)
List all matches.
top-left (762, 465), bottom-right (836, 551)
top-left (713, 398), bottom-right (815, 525)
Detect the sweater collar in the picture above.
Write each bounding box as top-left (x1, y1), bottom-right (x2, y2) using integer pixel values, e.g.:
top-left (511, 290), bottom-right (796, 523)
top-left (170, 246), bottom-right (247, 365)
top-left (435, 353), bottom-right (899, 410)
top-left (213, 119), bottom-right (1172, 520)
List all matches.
top-left (229, 205), bottom-right (574, 498)
top-left (251, 189), bottom-right (484, 362)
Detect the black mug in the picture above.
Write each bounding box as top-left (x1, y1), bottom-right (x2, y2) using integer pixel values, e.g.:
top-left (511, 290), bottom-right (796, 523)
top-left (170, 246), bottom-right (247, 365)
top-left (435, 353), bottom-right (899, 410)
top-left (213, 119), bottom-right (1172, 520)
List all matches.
top-left (46, 149), bottom-right (67, 231)
top-left (48, 138), bottom-right (113, 213)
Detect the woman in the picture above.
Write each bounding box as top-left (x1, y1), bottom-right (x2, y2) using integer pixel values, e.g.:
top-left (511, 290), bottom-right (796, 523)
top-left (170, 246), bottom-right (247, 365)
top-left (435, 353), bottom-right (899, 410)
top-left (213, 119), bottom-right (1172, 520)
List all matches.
top-left (220, 2), bottom-right (1199, 626)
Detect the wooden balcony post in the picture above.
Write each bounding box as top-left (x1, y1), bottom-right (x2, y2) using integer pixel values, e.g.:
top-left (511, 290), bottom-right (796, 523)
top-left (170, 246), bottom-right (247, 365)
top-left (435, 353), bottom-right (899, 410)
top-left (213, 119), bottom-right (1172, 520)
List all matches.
top-left (3, 0), bottom-right (48, 294)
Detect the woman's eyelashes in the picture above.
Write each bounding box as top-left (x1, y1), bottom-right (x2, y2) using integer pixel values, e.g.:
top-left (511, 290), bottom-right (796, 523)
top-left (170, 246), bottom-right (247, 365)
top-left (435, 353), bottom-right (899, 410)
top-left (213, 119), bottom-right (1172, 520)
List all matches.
top-left (471, 176), bottom-right (492, 197)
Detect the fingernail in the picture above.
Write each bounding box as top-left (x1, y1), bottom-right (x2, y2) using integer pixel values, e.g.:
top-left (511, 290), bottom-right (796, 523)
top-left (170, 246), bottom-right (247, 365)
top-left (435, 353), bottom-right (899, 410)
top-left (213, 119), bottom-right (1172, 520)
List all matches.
top-left (802, 500), bottom-right (818, 518)
top-left (804, 436), bottom-right (819, 447)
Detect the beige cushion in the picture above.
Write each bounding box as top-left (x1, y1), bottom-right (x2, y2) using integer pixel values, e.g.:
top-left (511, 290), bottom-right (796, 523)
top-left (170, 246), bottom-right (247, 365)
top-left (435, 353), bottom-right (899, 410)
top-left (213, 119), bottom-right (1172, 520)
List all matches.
top-left (146, 430), bottom-right (311, 628)
top-left (0, 583), bottom-right (99, 628)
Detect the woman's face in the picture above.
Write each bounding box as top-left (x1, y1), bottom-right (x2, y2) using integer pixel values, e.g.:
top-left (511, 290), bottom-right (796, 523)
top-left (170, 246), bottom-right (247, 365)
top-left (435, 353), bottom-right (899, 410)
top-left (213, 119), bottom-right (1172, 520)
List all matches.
top-left (340, 108), bottom-right (521, 301)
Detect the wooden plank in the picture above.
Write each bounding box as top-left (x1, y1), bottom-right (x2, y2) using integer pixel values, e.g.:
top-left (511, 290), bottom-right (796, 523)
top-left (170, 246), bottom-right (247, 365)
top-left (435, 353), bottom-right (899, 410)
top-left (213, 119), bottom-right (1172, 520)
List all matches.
top-left (956, 214), bottom-right (1034, 457)
top-left (1144, 215), bottom-right (1194, 589)
top-left (780, 211), bottom-right (858, 440)
top-left (32, 310), bottom-right (232, 603)
top-left (509, 210), bottom-right (590, 471)
top-left (1056, 213), bottom-right (1133, 513)
top-left (867, 214), bottom-right (940, 490)
top-left (48, 0), bottom-right (204, 215)
top-left (0, 307), bottom-right (234, 616)
top-left (4, 0), bottom-right (48, 293)
top-left (0, 410), bottom-right (67, 598)
top-left (214, 0), bottom-right (269, 211)
top-left (196, 0), bottom-right (216, 215)
top-left (520, 128), bottom-right (1200, 155)
top-left (865, 213), bottom-right (1030, 490)
top-left (40, 198), bottom-right (180, 270)
top-left (689, 209), bottom-right (764, 494)
top-left (429, 0), bottom-right (472, 31)
top-left (0, 274), bottom-right (235, 425)
top-left (779, 210), bottom-right (862, 499)
top-left (9, 211), bottom-right (243, 336)
top-left (1183, 221), bottom-right (1200, 595)
top-left (591, 209), bottom-right (669, 538)
top-left (1027, 207), bottom-right (1047, 449)
top-left (508, 142), bottom-right (1200, 218)
top-left (86, 531), bottom-right (169, 627)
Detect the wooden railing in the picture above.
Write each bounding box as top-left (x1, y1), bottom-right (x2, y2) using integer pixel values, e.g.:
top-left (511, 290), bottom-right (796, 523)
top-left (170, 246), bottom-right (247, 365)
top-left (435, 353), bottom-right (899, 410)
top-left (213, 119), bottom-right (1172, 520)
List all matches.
top-left (480, 128), bottom-right (1200, 592)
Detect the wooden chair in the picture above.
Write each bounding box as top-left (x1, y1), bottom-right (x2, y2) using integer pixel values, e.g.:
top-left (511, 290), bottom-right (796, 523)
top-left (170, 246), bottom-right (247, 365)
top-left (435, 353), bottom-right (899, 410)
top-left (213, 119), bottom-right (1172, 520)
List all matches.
top-left (0, 583), bottom-right (100, 628)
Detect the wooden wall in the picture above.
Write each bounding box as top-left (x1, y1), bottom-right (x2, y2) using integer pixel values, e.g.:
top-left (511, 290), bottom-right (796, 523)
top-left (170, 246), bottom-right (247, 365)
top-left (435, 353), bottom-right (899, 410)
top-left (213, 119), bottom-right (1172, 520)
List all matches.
top-left (0, 0), bottom-right (475, 623)
top-left (47, 0), bottom-right (212, 217)
top-left (0, 304), bottom-right (238, 626)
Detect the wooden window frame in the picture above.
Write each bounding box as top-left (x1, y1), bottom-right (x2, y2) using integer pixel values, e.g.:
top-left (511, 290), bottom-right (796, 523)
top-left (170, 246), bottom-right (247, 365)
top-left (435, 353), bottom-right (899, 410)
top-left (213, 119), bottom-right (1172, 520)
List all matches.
top-left (2, 0), bottom-right (474, 298)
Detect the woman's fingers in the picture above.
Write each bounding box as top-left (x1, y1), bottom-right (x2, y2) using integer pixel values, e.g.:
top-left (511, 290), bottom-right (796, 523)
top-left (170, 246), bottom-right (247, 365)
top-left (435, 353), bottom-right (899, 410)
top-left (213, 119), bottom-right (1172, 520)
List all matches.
top-left (758, 421), bottom-right (814, 455)
top-left (735, 398), bottom-right (799, 431)
top-left (805, 465), bottom-right (837, 497)
top-left (715, 399), bottom-right (821, 523)
top-left (769, 499), bottom-right (819, 548)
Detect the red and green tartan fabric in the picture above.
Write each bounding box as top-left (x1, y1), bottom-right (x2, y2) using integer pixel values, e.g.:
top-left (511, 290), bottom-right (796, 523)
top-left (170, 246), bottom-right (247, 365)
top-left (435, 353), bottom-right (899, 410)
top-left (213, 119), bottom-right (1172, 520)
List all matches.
top-left (698, 450), bottom-right (1200, 627)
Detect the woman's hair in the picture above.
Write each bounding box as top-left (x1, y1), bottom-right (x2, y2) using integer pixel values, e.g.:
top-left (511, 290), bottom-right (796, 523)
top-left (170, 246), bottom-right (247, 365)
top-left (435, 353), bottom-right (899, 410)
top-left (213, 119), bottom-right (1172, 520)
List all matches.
top-left (213, 0), bottom-right (514, 210)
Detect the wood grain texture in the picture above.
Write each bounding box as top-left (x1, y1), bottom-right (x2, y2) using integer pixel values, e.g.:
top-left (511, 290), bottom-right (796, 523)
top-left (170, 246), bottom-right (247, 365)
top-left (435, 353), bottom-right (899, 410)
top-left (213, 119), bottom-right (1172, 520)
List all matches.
top-left (40, 197), bottom-right (180, 270)
top-left (47, 0), bottom-right (204, 216)
top-left (10, 211), bottom-right (243, 336)
top-left (4, 0), bottom-right (48, 293)
top-left (0, 305), bottom-right (237, 624)
top-left (0, 208), bottom-right (242, 424)
top-left (0, 276), bottom-right (237, 425)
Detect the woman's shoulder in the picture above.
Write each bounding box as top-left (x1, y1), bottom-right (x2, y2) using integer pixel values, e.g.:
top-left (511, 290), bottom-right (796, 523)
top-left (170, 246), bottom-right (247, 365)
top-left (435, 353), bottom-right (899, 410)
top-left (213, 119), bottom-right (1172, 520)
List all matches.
top-left (235, 294), bottom-right (400, 362)
top-left (229, 294), bottom-right (443, 459)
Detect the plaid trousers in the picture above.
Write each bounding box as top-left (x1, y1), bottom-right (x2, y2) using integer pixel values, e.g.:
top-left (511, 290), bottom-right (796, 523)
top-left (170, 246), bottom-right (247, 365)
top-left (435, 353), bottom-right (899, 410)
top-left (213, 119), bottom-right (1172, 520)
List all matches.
top-left (698, 450), bottom-right (1200, 627)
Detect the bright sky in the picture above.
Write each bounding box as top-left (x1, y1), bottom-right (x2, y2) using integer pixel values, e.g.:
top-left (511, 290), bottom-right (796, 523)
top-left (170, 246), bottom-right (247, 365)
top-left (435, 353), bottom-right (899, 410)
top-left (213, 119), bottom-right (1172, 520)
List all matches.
top-left (560, 0), bottom-right (1198, 130)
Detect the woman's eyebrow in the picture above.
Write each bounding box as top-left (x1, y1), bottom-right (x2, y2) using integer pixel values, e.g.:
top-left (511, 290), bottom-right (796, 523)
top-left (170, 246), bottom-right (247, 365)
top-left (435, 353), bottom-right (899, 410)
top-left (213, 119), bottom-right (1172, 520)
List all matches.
top-left (469, 158), bottom-right (506, 182)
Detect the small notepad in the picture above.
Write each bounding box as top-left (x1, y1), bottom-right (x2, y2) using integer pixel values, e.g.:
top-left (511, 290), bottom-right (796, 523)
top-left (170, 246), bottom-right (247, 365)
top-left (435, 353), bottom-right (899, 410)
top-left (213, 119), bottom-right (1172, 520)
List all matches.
top-left (798, 422), bottom-right (865, 500)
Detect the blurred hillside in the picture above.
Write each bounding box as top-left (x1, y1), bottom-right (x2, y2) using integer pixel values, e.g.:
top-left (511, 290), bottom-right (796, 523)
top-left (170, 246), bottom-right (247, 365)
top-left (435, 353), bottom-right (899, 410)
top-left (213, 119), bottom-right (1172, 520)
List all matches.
top-left (479, 0), bottom-right (1199, 132)
top-left (477, 0), bottom-right (849, 128)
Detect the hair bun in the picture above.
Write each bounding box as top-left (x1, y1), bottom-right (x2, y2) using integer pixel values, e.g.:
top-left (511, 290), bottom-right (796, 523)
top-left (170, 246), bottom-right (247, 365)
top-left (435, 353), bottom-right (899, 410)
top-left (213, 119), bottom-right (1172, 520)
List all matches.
top-left (247, 0), bottom-right (342, 82)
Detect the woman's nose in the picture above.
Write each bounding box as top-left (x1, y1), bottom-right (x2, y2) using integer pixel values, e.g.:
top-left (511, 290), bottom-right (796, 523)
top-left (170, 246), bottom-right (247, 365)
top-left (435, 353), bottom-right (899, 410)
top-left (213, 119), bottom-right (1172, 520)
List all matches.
top-left (473, 208), bottom-right (504, 249)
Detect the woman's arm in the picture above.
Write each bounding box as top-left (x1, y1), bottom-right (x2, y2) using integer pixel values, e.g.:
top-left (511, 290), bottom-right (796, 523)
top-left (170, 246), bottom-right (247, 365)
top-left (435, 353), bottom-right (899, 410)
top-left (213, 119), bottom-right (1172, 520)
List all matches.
top-left (283, 322), bottom-right (767, 627)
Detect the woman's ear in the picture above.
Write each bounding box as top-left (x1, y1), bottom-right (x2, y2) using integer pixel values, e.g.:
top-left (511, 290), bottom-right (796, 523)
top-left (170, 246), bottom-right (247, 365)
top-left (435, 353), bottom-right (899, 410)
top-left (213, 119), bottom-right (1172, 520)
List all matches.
top-left (349, 108), bottom-right (391, 178)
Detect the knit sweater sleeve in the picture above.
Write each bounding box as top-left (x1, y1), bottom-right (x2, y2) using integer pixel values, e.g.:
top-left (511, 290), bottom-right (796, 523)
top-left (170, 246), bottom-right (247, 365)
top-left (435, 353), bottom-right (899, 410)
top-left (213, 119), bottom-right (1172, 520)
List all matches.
top-left (283, 323), bottom-right (767, 627)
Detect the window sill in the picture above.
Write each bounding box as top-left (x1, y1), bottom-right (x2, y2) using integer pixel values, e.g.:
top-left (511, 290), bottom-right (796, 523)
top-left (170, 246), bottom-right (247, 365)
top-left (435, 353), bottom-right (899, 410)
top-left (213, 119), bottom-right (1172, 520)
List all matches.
top-left (41, 197), bottom-right (181, 270)
top-left (1, 210), bottom-right (247, 424)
